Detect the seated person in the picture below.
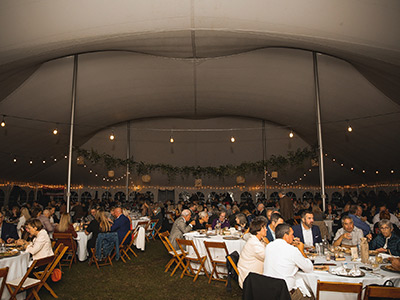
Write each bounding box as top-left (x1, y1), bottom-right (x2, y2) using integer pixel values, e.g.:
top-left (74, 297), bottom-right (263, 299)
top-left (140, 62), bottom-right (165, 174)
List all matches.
top-left (370, 219), bottom-right (400, 256)
top-left (16, 218), bottom-right (54, 260)
top-left (235, 213), bottom-right (248, 231)
top-left (211, 211), bottom-right (230, 229)
top-left (111, 207), bottom-right (131, 245)
top-left (237, 216), bottom-right (268, 288)
top-left (0, 211), bottom-right (19, 243)
top-left (333, 216), bottom-right (369, 248)
top-left (292, 210), bottom-right (322, 247)
top-left (266, 213), bottom-right (284, 242)
top-left (193, 211), bottom-right (209, 230)
top-left (54, 213), bottom-right (77, 250)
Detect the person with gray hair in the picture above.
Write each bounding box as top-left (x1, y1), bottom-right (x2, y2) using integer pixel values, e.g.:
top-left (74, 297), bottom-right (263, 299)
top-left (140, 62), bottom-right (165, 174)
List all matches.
top-left (38, 209), bottom-right (56, 234)
top-left (169, 209), bottom-right (195, 249)
top-left (370, 219), bottom-right (400, 256)
top-left (193, 211), bottom-right (209, 230)
top-left (333, 216), bottom-right (366, 247)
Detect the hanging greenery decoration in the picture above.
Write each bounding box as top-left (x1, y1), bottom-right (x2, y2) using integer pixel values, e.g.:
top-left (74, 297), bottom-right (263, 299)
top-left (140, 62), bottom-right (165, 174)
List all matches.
top-left (75, 147), bottom-right (316, 181)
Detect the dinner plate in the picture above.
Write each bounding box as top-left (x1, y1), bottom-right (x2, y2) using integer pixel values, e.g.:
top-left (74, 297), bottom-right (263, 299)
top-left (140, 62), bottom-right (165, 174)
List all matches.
top-left (380, 265), bottom-right (400, 274)
top-left (0, 250), bottom-right (20, 259)
top-left (329, 269), bottom-right (365, 278)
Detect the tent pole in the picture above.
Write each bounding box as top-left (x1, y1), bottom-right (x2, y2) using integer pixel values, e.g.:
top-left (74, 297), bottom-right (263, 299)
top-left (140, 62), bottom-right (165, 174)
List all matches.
top-left (126, 121), bottom-right (130, 202)
top-left (313, 52), bottom-right (326, 212)
top-left (67, 55), bottom-right (78, 213)
top-left (262, 120), bottom-right (267, 200)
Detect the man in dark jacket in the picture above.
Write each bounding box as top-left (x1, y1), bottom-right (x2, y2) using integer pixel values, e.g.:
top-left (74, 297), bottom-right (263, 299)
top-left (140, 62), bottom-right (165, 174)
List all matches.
top-left (111, 207), bottom-right (131, 245)
top-left (292, 211), bottom-right (322, 247)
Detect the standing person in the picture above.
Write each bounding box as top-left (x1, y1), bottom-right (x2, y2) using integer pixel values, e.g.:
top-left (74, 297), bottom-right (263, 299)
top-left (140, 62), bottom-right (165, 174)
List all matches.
top-left (279, 191), bottom-right (294, 222)
top-left (111, 207), bottom-right (131, 245)
top-left (264, 223), bottom-right (314, 300)
top-left (169, 209), bottom-right (195, 250)
top-left (292, 211), bottom-right (322, 247)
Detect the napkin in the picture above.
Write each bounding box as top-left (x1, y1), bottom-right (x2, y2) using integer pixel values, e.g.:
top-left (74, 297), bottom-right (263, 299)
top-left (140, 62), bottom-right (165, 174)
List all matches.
top-left (331, 265), bottom-right (348, 276)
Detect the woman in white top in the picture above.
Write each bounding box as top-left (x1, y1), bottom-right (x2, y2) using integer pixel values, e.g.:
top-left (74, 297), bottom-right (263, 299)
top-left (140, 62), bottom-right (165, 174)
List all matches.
top-left (16, 218), bottom-right (54, 260)
top-left (17, 207), bottom-right (31, 238)
top-left (237, 216), bottom-right (268, 288)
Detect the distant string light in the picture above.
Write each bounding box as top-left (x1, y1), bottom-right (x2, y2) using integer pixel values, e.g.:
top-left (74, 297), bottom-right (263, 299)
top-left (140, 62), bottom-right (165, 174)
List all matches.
top-left (289, 131), bottom-right (294, 138)
top-left (109, 131), bottom-right (115, 141)
top-left (53, 128), bottom-right (58, 135)
top-left (13, 157), bottom-right (17, 163)
top-left (169, 136), bottom-right (174, 143)
top-left (0, 116), bottom-right (5, 128)
top-left (230, 136), bottom-right (236, 143)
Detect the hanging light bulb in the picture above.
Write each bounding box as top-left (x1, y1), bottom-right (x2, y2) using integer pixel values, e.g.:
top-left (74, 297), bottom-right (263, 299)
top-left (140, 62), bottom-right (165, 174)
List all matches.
top-left (13, 157), bottom-right (17, 163)
top-left (362, 169), bottom-right (366, 173)
top-left (375, 170), bottom-right (379, 174)
top-left (350, 167), bottom-right (354, 171)
top-left (230, 136), bottom-right (235, 143)
top-left (0, 116), bottom-right (5, 128)
top-left (289, 131), bottom-right (294, 138)
top-left (29, 160), bottom-right (33, 165)
top-left (109, 131), bottom-right (115, 141)
top-left (391, 170), bottom-right (394, 174)
top-left (64, 155), bottom-right (68, 159)
top-left (53, 128), bottom-right (58, 135)
top-left (169, 136), bottom-right (174, 143)
top-left (347, 125), bottom-right (353, 132)
top-left (42, 159), bottom-right (46, 164)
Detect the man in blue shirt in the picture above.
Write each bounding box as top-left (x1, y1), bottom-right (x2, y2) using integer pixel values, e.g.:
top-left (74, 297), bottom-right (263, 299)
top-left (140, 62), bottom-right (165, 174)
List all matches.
top-left (349, 205), bottom-right (371, 236)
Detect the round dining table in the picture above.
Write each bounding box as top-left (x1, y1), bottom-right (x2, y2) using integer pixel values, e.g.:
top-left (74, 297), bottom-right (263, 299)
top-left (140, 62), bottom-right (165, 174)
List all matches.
top-left (184, 230), bottom-right (246, 277)
top-left (296, 254), bottom-right (400, 300)
top-left (0, 251), bottom-right (30, 300)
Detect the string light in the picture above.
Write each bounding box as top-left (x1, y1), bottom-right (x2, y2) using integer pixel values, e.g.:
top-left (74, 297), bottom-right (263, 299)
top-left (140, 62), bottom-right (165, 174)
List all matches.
top-left (29, 159), bottom-right (33, 165)
top-left (64, 155), bottom-right (68, 159)
top-left (42, 159), bottom-right (46, 164)
top-left (53, 128), bottom-right (58, 135)
top-left (347, 125), bottom-right (353, 132)
top-left (0, 116), bottom-right (5, 128)
top-left (169, 136), bottom-right (174, 143)
top-left (109, 131), bottom-right (115, 141)
top-left (289, 131), bottom-right (294, 138)
top-left (391, 170), bottom-right (394, 174)
top-left (53, 158), bottom-right (57, 162)
top-left (230, 136), bottom-right (235, 143)
top-left (13, 157), bottom-right (17, 163)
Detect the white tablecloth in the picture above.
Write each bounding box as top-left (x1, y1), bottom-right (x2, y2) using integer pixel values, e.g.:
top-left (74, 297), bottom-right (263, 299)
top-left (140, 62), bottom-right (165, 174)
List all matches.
top-left (131, 217), bottom-right (150, 230)
top-left (76, 231), bottom-right (92, 261)
top-left (184, 231), bottom-right (246, 277)
top-left (0, 251), bottom-right (30, 300)
top-left (134, 227), bottom-right (146, 251)
top-left (297, 255), bottom-right (400, 300)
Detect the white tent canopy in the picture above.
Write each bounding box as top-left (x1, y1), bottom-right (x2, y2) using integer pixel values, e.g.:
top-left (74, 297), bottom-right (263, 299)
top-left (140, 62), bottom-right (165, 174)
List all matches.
top-left (0, 0), bottom-right (399, 187)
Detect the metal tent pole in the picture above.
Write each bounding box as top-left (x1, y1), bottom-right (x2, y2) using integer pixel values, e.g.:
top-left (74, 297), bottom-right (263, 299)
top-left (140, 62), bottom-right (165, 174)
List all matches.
top-left (313, 52), bottom-right (327, 212)
top-left (66, 55), bottom-right (78, 213)
top-left (126, 121), bottom-right (130, 202)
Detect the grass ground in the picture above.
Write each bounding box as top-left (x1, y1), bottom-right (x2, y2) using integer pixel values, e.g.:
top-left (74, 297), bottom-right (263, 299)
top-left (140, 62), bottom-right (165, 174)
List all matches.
top-left (39, 240), bottom-right (243, 300)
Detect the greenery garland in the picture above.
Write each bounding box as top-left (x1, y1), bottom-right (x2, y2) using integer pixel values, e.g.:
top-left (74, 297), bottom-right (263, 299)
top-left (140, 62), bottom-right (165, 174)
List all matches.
top-left (75, 147), bottom-right (316, 181)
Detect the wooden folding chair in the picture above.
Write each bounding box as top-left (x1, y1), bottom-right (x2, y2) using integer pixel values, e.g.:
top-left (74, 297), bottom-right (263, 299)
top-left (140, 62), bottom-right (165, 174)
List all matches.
top-left (158, 231), bottom-right (184, 276)
top-left (111, 230), bottom-right (132, 263)
top-left (0, 267), bottom-right (9, 299)
top-left (176, 238), bottom-right (209, 282)
top-left (31, 245), bottom-right (69, 299)
top-left (165, 212), bottom-right (175, 223)
top-left (293, 216), bottom-right (301, 225)
top-left (363, 285), bottom-right (400, 300)
top-left (145, 219), bottom-right (159, 242)
top-left (204, 241), bottom-right (229, 285)
top-left (226, 255), bottom-right (239, 277)
top-left (316, 280), bottom-right (363, 300)
top-left (6, 259), bottom-right (41, 300)
top-left (125, 227), bottom-right (139, 258)
top-left (89, 248), bottom-right (113, 269)
top-left (53, 232), bottom-right (77, 269)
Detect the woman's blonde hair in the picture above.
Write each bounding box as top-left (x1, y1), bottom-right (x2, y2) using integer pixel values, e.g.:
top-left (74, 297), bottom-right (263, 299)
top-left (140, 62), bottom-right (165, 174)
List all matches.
top-left (97, 211), bottom-right (111, 232)
top-left (57, 213), bottom-right (71, 232)
top-left (20, 207), bottom-right (31, 220)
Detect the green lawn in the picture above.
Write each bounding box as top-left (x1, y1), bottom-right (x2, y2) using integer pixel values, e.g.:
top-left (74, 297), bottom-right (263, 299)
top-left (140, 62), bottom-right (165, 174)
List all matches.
top-left (39, 240), bottom-right (243, 300)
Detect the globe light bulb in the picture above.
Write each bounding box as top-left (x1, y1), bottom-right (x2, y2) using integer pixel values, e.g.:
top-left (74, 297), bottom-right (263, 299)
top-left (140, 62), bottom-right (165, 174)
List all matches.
top-left (53, 128), bottom-right (58, 135)
top-left (347, 125), bottom-right (353, 132)
top-left (170, 136), bottom-right (174, 143)
top-left (289, 131), bottom-right (294, 138)
top-left (230, 136), bottom-right (235, 143)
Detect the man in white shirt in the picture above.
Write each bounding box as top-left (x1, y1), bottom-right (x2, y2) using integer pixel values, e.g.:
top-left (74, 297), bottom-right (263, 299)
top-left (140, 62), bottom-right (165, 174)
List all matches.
top-left (333, 216), bottom-right (368, 247)
top-left (264, 223), bottom-right (314, 300)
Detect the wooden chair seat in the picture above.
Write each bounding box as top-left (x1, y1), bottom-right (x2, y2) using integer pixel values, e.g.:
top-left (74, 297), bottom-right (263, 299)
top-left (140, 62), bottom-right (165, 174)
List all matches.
top-left (89, 248), bottom-right (113, 269)
top-left (204, 241), bottom-right (229, 285)
top-left (0, 267), bottom-right (9, 300)
top-left (177, 238), bottom-right (209, 282)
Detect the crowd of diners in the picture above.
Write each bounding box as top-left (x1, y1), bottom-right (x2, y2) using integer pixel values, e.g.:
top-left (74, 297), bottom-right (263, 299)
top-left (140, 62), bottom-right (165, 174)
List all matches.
top-left (0, 189), bottom-right (400, 298)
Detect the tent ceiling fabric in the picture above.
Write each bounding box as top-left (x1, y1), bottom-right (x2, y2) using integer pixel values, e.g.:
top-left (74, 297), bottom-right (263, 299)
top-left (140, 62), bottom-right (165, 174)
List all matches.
top-left (0, 0), bottom-right (399, 186)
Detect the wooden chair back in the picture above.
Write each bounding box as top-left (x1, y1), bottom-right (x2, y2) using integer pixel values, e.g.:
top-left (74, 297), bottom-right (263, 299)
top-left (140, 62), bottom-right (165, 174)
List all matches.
top-left (204, 241), bottom-right (229, 284)
top-left (112, 230), bottom-right (132, 263)
top-left (6, 260), bottom-right (40, 300)
top-left (316, 280), bottom-right (362, 300)
top-left (165, 212), bottom-right (175, 223)
top-left (159, 231), bottom-right (184, 276)
top-left (125, 228), bottom-right (139, 258)
top-left (0, 267), bottom-right (9, 300)
top-left (176, 238), bottom-right (209, 282)
top-left (363, 285), bottom-right (400, 300)
top-left (226, 255), bottom-right (239, 277)
top-left (53, 232), bottom-right (77, 269)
